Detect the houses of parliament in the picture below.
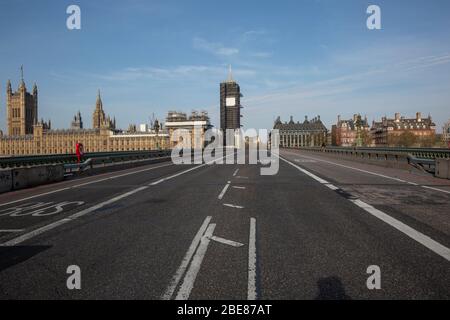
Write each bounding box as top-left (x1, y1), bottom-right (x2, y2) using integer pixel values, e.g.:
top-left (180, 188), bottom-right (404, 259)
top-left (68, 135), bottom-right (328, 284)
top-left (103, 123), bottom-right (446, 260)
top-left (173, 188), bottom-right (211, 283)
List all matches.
top-left (0, 76), bottom-right (169, 156)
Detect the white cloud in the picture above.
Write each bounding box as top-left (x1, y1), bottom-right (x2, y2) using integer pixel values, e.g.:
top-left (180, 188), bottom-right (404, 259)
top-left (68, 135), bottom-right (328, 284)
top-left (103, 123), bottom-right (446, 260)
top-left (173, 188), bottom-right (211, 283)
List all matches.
top-left (193, 37), bottom-right (239, 56)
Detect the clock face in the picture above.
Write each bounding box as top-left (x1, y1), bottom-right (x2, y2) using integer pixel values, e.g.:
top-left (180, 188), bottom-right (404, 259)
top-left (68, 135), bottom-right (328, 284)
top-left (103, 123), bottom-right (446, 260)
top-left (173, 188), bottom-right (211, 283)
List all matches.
top-left (226, 97), bottom-right (236, 107)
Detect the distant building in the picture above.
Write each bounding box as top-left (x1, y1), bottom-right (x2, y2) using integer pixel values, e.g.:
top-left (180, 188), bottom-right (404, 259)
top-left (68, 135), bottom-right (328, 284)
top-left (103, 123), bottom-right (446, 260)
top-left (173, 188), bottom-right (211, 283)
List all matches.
top-left (92, 90), bottom-right (115, 130)
top-left (220, 66), bottom-right (242, 145)
top-left (71, 111), bottom-right (83, 130)
top-left (139, 124), bottom-right (149, 133)
top-left (165, 111), bottom-right (212, 149)
top-left (334, 114), bottom-right (370, 147)
top-left (443, 119), bottom-right (450, 148)
top-left (370, 112), bottom-right (436, 147)
top-left (0, 80), bottom-right (168, 156)
top-left (6, 77), bottom-right (38, 136)
top-left (273, 115), bottom-right (327, 148)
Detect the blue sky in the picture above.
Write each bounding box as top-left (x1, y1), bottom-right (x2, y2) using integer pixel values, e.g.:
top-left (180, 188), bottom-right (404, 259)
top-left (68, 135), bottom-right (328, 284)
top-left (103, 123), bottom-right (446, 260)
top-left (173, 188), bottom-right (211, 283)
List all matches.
top-left (1, 0), bottom-right (450, 132)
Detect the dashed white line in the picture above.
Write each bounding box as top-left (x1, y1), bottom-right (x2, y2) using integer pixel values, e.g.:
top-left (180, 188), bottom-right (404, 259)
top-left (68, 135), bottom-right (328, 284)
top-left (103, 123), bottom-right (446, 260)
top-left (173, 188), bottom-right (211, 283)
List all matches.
top-left (218, 181), bottom-right (231, 200)
top-left (233, 169), bottom-right (239, 177)
top-left (248, 217), bottom-right (257, 300)
top-left (223, 204), bottom-right (244, 209)
top-left (0, 229), bottom-right (24, 233)
top-left (232, 186), bottom-right (246, 190)
top-left (280, 155), bottom-right (450, 262)
top-left (162, 216), bottom-right (212, 300)
top-left (175, 223), bottom-right (217, 300)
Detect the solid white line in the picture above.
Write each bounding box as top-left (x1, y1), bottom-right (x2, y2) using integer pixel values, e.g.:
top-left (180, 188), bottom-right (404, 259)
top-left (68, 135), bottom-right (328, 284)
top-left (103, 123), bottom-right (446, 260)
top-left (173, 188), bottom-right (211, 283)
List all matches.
top-left (0, 163), bottom-right (173, 208)
top-left (285, 151), bottom-right (450, 195)
top-left (236, 176), bottom-right (249, 179)
top-left (422, 185), bottom-right (450, 195)
top-left (223, 203), bottom-right (244, 209)
top-left (150, 153), bottom-right (235, 186)
top-left (150, 164), bottom-right (206, 186)
top-left (0, 229), bottom-right (24, 233)
top-left (248, 217), bottom-right (257, 300)
top-left (232, 186), bottom-right (246, 190)
top-left (279, 156), bottom-right (329, 184)
top-left (218, 181), bottom-right (231, 200)
top-left (176, 223), bottom-right (216, 300)
top-left (281, 154), bottom-right (450, 262)
top-left (351, 199), bottom-right (450, 261)
top-left (210, 236), bottom-right (244, 247)
top-left (233, 169), bottom-right (239, 177)
top-left (162, 216), bottom-right (212, 300)
top-left (0, 186), bottom-right (149, 247)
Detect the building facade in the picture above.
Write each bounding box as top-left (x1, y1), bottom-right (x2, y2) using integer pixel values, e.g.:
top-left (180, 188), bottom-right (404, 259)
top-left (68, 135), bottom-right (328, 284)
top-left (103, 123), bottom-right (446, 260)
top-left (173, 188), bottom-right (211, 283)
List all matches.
top-left (370, 112), bottom-right (436, 147)
top-left (1, 80), bottom-right (169, 156)
top-left (443, 119), bottom-right (450, 148)
top-left (71, 111), bottom-right (83, 130)
top-left (274, 115), bottom-right (328, 148)
top-left (334, 114), bottom-right (370, 147)
top-left (6, 79), bottom-right (38, 136)
top-left (165, 111), bottom-right (212, 149)
top-left (220, 66), bottom-right (242, 137)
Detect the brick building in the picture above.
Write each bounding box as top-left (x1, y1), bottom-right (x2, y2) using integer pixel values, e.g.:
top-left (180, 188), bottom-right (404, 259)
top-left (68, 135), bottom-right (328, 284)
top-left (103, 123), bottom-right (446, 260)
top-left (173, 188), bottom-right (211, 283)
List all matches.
top-left (370, 112), bottom-right (436, 147)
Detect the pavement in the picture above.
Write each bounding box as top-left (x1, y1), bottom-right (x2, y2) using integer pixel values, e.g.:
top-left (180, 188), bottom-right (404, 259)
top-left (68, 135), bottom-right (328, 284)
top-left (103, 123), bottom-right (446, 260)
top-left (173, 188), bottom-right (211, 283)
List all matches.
top-left (0, 148), bottom-right (449, 299)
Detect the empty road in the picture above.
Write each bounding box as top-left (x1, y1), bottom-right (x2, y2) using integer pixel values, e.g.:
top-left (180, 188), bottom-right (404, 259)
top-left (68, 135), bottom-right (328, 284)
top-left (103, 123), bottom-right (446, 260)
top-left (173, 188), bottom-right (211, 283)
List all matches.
top-left (0, 149), bottom-right (449, 299)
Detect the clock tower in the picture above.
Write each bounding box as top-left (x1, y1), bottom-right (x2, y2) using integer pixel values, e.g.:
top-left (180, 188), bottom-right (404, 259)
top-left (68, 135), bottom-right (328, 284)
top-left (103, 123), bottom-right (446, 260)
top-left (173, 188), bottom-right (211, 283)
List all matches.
top-left (220, 65), bottom-right (242, 136)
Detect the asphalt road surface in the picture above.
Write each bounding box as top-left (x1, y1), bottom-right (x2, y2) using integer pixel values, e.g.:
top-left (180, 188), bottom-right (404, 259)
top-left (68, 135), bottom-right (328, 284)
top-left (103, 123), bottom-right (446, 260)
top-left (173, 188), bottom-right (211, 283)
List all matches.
top-left (0, 149), bottom-right (449, 299)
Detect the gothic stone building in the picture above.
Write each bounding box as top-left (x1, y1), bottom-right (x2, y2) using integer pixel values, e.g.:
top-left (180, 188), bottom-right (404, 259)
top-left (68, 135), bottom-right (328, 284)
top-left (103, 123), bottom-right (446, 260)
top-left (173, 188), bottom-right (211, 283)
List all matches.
top-left (0, 80), bottom-right (169, 156)
top-left (274, 115), bottom-right (328, 148)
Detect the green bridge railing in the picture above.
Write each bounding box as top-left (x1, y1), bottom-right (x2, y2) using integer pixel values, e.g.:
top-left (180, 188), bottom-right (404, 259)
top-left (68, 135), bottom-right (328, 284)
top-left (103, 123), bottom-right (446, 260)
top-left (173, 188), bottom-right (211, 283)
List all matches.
top-left (0, 150), bottom-right (171, 169)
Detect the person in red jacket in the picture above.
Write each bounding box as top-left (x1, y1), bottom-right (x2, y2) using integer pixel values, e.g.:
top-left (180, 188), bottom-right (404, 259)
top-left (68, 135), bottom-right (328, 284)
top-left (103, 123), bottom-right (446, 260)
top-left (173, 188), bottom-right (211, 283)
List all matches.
top-left (75, 142), bottom-right (84, 163)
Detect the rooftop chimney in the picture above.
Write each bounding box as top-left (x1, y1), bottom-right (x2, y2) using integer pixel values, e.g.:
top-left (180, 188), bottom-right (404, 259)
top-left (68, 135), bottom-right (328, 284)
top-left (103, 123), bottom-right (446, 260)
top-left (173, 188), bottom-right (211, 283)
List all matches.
top-left (416, 112), bottom-right (422, 122)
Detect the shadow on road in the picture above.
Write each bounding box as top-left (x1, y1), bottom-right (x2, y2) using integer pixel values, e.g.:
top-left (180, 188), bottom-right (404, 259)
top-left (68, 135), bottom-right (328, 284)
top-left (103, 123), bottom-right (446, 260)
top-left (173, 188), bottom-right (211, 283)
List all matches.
top-left (315, 276), bottom-right (352, 300)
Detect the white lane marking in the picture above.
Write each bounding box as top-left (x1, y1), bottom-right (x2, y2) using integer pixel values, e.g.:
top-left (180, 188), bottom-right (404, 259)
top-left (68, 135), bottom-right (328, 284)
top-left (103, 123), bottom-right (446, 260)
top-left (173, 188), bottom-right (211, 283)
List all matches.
top-left (1, 154), bottom-right (232, 247)
top-left (233, 169), bottom-right (239, 177)
top-left (175, 223), bottom-right (217, 300)
top-left (325, 183), bottom-right (340, 191)
top-left (150, 165), bottom-right (206, 186)
top-left (351, 199), bottom-right (450, 261)
top-left (280, 155), bottom-right (450, 262)
top-left (0, 186), bottom-right (148, 247)
top-left (279, 156), bottom-right (330, 184)
top-left (284, 151), bottom-right (450, 195)
top-left (218, 181), bottom-right (231, 200)
top-left (150, 153), bottom-right (236, 186)
top-left (223, 203), bottom-right (244, 209)
top-left (422, 185), bottom-right (450, 195)
top-left (0, 229), bottom-right (24, 233)
top-left (210, 236), bottom-right (244, 247)
top-left (0, 163), bottom-right (173, 208)
top-left (236, 176), bottom-right (249, 179)
top-left (162, 216), bottom-right (212, 300)
top-left (248, 217), bottom-right (257, 300)
top-left (232, 186), bottom-right (246, 190)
